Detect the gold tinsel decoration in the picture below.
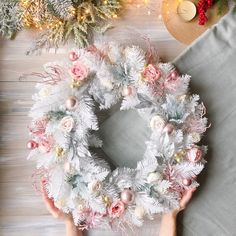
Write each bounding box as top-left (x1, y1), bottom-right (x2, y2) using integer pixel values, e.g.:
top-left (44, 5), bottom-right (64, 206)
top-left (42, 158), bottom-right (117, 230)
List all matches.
top-left (20, 0), bottom-right (55, 29)
top-left (2, 0), bottom-right (122, 54)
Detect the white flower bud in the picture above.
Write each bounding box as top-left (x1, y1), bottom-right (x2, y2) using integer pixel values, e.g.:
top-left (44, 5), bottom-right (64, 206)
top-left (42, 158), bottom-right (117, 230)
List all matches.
top-left (88, 180), bottom-right (102, 193)
top-left (134, 206), bottom-right (146, 219)
top-left (147, 172), bottom-right (162, 183)
top-left (150, 115), bottom-right (165, 131)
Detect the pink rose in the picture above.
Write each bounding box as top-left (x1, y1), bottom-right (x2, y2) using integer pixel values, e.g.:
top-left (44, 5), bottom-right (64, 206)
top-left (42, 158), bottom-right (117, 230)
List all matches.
top-left (59, 116), bottom-right (74, 133)
top-left (69, 62), bottom-right (89, 81)
top-left (142, 64), bottom-right (161, 81)
top-left (38, 135), bottom-right (54, 153)
top-left (150, 115), bottom-right (165, 131)
top-left (109, 200), bottom-right (125, 218)
top-left (187, 147), bottom-right (203, 162)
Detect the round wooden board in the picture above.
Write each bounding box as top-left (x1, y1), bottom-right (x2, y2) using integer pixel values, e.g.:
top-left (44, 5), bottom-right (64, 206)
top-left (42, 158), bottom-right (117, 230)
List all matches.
top-left (161, 0), bottom-right (228, 45)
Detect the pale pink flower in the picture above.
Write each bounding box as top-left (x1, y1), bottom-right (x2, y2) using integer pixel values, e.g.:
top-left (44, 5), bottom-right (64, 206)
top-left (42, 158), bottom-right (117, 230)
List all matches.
top-left (69, 62), bottom-right (89, 81)
top-left (88, 180), bottom-right (102, 193)
top-left (38, 135), bottom-right (54, 153)
top-left (109, 200), bottom-right (125, 218)
top-left (59, 116), bottom-right (74, 133)
top-left (142, 64), bottom-right (161, 81)
top-left (30, 118), bottom-right (47, 136)
top-left (150, 115), bottom-right (165, 131)
top-left (187, 147), bottom-right (203, 162)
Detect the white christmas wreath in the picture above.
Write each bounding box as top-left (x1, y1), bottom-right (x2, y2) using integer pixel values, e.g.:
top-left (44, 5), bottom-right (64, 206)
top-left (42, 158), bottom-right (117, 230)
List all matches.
top-left (27, 43), bottom-right (208, 230)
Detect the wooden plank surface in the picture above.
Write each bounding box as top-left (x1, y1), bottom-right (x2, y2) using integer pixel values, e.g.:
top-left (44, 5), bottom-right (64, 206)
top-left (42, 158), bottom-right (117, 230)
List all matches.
top-left (0, 1), bottom-right (186, 236)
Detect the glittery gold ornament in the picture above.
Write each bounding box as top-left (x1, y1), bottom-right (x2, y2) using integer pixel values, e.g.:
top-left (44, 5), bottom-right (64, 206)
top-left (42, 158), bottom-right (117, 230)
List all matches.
top-left (55, 147), bottom-right (65, 157)
top-left (175, 156), bottom-right (182, 163)
top-left (102, 195), bottom-right (110, 206)
top-left (174, 149), bottom-right (187, 162)
top-left (179, 149), bottom-right (186, 156)
top-left (174, 153), bottom-right (180, 158)
top-left (71, 79), bottom-right (81, 89)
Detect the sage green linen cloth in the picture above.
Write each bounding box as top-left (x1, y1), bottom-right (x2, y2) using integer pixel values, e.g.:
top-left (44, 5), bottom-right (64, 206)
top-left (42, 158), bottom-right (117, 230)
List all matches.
top-left (173, 7), bottom-right (236, 236)
top-left (87, 8), bottom-right (236, 236)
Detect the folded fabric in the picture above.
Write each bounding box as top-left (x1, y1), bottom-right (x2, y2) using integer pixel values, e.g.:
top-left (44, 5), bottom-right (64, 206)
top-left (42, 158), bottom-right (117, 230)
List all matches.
top-left (173, 7), bottom-right (236, 236)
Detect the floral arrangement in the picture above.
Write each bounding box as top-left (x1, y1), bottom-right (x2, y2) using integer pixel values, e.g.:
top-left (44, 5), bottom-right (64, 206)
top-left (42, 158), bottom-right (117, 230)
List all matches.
top-left (0, 0), bottom-right (121, 54)
top-left (27, 42), bottom-right (209, 231)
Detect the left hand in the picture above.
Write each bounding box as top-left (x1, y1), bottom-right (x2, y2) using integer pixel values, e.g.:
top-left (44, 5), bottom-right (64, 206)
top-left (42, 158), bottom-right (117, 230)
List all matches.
top-left (41, 179), bottom-right (72, 223)
top-left (41, 179), bottom-right (83, 236)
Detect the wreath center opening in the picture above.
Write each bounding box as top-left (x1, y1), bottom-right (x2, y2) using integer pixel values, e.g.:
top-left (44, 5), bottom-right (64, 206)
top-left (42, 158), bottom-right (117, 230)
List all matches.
top-left (97, 107), bottom-right (151, 169)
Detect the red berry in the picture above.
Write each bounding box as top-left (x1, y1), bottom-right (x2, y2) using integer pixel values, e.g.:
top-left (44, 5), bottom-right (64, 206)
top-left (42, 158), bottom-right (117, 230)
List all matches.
top-left (197, 0), bottom-right (212, 25)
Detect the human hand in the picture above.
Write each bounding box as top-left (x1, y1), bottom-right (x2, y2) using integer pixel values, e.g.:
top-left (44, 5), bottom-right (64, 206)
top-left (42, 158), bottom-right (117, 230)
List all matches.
top-left (41, 179), bottom-right (72, 223)
top-left (159, 188), bottom-right (196, 236)
top-left (41, 179), bottom-right (82, 236)
top-left (171, 188), bottom-right (196, 216)
top-left (179, 188), bottom-right (196, 211)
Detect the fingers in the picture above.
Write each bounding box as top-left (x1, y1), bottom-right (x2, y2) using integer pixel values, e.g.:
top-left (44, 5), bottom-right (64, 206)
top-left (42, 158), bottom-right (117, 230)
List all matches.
top-left (179, 188), bottom-right (196, 210)
top-left (41, 179), bottom-right (49, 200)
top-left (40, 179), bottom-right (72, 222)
top-left (40, 179), bottom-right (61, 218)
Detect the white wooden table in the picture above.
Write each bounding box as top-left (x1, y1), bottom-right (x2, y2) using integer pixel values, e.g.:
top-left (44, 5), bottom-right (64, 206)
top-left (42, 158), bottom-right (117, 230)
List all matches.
top-left (0, 1), bottom-right (186, 235)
